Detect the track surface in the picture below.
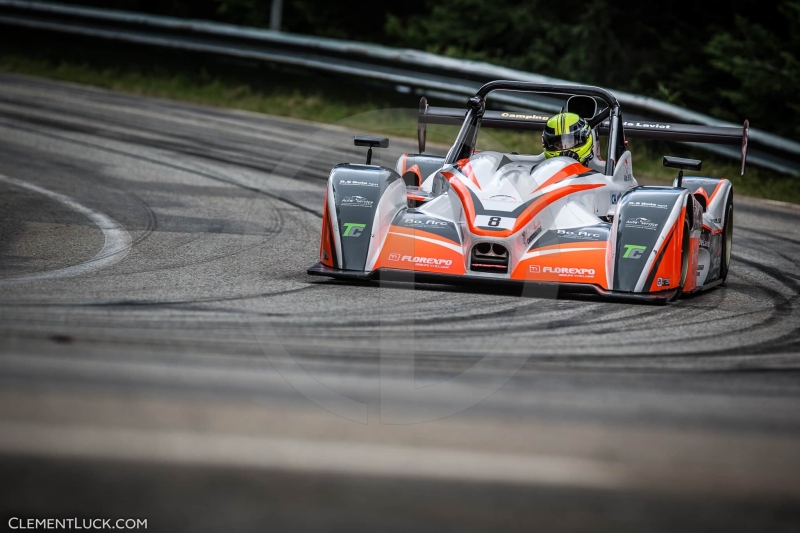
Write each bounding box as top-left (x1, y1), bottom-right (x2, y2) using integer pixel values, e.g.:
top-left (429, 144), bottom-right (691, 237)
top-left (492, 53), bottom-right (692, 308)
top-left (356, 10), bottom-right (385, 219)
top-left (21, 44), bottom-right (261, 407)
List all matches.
top-left (1, 74), bottom-right (800, 532)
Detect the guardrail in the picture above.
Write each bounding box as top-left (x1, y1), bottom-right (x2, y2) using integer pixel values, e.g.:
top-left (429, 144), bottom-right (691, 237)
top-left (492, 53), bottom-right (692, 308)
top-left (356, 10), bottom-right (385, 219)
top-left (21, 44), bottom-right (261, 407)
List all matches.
top-left (1, 0), bottom-right (797, 176)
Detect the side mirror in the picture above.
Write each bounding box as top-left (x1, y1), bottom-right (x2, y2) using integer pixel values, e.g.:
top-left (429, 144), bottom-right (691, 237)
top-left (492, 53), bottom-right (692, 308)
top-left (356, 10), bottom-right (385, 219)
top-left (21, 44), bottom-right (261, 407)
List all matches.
top-left (663, 156), bottom-right (702, 188)
top-left (354, 135), bottom-right (389, 165)
top-left (663, 156), bottom-right (702, 171)
top-left (565, 95), bottom-right (598, 120)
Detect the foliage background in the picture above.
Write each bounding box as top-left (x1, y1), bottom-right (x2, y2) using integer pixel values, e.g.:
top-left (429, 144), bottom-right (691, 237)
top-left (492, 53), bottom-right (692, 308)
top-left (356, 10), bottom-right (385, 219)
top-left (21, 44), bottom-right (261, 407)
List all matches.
top-left (52, 0), bottom-right (800, 141)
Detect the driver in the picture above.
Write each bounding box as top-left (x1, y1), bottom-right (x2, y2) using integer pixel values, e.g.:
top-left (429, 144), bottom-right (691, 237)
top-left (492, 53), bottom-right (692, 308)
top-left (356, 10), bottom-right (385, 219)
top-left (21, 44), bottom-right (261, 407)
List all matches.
top-left (542, 112), bottom-right (594, 164)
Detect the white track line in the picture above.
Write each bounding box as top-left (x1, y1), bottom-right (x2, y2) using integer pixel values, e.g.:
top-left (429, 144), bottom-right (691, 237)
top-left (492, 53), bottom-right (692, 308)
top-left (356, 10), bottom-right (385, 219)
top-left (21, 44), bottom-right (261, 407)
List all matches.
top-left (0, 173), bottom-right (131, 285)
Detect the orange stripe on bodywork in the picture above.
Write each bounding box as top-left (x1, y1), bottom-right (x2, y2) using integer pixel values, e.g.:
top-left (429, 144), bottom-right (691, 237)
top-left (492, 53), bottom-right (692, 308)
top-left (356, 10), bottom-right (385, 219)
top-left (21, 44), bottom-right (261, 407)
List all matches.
top-left (525, 241), bottom-right (607, 254)
top-left (387, 224), bottom-right (459, 245)
top-left (447, 175), bottom-right (604, 238)
top-left (375, 228), bottom-right (465, 274)
top-left (707, 180), bottom-right (725, 205)
top-left (531, 162), bottom-right (591, 193)
top-left (645, 206), bottom-right (685, 291)
top-left (457, 159), bottom-right (482, 190)
top-left (319, 187), bottom-right (334, 267)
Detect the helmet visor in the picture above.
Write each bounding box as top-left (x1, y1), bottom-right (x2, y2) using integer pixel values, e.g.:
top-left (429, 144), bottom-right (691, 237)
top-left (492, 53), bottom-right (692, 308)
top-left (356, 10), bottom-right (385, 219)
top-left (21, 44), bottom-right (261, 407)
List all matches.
top-left (542, 128), bottom-right (590, 152)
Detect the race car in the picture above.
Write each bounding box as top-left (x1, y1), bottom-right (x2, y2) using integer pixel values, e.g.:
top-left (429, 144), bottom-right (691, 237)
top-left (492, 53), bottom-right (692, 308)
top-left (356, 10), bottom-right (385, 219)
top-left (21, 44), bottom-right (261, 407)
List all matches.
top-left (307, 81), bottom-right (748, 302)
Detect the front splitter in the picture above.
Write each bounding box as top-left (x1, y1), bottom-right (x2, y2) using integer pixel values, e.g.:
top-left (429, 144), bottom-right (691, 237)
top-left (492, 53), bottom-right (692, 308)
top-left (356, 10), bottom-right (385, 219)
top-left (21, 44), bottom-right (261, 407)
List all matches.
top-left (306, 263), bottom-right (677, 304)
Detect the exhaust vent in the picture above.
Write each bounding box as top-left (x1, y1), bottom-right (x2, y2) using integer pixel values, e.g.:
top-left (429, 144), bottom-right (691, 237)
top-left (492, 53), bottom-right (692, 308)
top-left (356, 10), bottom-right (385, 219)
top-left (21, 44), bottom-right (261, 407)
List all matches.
top-left (471, 242), bottom-right (509, 273)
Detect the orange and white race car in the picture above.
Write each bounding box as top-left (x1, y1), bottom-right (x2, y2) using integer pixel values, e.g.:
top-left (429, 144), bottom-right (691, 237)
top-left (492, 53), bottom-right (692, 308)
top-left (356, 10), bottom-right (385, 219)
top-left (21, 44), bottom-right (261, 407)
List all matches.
top-left (308, 81), bottom-right (748, 302)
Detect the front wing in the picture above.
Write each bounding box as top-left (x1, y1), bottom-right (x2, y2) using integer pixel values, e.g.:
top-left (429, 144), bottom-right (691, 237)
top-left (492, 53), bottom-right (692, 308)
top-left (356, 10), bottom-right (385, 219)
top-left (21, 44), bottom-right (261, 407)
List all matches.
top-left (307, 262), bottom-right (680, 304)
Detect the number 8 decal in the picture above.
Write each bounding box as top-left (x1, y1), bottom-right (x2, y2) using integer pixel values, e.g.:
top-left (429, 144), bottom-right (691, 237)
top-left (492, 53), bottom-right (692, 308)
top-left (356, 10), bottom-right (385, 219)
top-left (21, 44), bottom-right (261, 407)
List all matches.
top-left (475, 215), bottom-right (514, 230)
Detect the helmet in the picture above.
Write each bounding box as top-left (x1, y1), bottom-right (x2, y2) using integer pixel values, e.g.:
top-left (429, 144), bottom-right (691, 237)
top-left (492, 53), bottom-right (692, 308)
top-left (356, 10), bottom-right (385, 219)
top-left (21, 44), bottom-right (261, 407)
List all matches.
top-left (542, 112), bottom-right (594, 163)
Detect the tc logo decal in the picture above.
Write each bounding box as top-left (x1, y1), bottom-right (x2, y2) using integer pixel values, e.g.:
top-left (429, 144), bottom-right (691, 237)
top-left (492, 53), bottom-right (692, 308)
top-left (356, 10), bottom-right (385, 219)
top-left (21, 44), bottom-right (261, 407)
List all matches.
top-left (343, 222), bottom-right (366, 237)
top-left (622, 244), bottom-right (647, 259)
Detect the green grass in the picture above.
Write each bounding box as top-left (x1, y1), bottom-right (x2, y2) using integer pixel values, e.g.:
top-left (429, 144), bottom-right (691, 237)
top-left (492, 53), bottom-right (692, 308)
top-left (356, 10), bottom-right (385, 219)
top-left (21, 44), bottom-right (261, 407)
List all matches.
top-left (1, 45), bottom-right (798, 204)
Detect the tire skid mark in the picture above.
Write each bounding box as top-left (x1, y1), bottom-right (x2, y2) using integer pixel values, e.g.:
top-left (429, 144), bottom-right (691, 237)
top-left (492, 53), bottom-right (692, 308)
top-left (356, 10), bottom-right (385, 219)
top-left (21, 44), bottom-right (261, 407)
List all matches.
top-left (0, 173), bottom-right (132, 285)
top-left (0, 119), bottom-right (325, 218)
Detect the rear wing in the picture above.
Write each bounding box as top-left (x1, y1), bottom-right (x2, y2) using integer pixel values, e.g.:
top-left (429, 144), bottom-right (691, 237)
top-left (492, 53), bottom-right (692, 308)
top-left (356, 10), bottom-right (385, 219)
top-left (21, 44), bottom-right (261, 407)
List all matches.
top-left (419, 105), bottom-right (750, 175)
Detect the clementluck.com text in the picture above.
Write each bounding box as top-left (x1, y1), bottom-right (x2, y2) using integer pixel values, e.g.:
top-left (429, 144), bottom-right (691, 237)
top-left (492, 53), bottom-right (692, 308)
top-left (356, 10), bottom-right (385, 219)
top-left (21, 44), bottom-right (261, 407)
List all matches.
top-left (8, 518), bottom-right (147, 530)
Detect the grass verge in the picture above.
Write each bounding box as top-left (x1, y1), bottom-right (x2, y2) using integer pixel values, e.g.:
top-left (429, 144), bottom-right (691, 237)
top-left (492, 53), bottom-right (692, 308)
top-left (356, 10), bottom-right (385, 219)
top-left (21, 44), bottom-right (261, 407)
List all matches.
top-left (1, 35), bottom-right (798, 204)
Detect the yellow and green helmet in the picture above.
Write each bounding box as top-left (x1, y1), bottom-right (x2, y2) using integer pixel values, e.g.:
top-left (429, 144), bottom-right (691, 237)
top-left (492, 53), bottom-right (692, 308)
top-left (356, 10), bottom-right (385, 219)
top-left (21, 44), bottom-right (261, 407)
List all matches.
top-left (542, 112), bottom-right (594, 163)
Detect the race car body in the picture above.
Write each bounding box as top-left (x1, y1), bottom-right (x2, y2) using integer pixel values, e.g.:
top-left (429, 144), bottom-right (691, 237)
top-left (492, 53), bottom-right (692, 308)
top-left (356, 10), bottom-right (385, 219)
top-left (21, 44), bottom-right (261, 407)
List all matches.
top-left (308, 81), bottom-right (746, 302)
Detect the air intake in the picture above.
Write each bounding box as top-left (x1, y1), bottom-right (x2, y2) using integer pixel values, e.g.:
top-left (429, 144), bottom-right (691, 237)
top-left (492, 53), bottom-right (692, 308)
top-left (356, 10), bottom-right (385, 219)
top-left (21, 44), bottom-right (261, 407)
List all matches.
top-left (471, 242), bottom-right (509, 273)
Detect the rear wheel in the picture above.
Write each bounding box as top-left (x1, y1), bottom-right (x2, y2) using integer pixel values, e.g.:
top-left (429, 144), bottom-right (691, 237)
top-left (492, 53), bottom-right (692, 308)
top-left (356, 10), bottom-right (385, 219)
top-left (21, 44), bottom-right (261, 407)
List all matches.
top-left (720, 192), bottom-right (734, 283)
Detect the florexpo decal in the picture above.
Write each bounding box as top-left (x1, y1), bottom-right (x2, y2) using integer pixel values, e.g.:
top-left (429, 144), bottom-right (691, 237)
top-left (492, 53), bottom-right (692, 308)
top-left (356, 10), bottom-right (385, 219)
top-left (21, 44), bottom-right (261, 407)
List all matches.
top-left (529, 265), bottom-right (595, 278)
top-left (389, 254), bottom-right (452, 268)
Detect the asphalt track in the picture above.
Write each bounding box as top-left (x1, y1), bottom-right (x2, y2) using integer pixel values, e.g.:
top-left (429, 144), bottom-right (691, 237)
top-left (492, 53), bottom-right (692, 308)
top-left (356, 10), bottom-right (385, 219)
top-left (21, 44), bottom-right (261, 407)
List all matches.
top-left (1, 74), bottom-right (800, 532)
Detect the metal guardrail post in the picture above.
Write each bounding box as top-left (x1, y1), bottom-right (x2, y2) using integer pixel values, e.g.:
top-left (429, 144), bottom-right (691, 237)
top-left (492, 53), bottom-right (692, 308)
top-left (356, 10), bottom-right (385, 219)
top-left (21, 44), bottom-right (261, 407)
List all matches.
top-left (270, 0), bottom-right (282, 32)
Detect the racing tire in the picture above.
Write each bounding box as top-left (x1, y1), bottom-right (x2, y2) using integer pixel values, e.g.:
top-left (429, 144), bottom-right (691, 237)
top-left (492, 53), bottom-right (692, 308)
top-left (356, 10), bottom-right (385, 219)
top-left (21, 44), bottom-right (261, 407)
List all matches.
top-left (720, 192), bottom-right (734, 283)
top-left (671, 211), bottom-right (692, 302)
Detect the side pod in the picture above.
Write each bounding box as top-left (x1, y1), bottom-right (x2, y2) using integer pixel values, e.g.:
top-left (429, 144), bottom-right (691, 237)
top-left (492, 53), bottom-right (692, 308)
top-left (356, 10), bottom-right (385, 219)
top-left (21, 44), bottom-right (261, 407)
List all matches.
top-left (320, 164), bottom-right (406, 272)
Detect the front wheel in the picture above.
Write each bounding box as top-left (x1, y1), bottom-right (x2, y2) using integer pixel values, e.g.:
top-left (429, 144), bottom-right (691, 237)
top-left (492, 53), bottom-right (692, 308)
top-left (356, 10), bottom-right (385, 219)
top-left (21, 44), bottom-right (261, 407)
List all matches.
top-left (670, 211), bottom-right (692, 302)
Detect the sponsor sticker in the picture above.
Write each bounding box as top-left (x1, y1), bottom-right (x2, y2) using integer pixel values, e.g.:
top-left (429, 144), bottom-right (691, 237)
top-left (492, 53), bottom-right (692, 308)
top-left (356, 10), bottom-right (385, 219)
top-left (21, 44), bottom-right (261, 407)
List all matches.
top-left (611, 193), bottom-right (622, 205)
top-left (343, 222), bottom-right (366, 237)
top-left (657, 277), bottom-right (671, 287)
top-left (624, 217), bottom-right (659, 231)
top-left (529, 265), bottom-right (594, 278)
top-left (628, 200), bottom-right (668, 210)
top-left (522, 220), bottom-right (543, 246)
top-left (339, 179), bottom-right (379, 188)
top-left (622, 244), bottom-right (647, 259)
top-left (391, 255), bottom-right (453, 269)
top-left (623, 121), bottom-right (672, 130)
top-left (501, 112), bottom-right (550, 121)
top-left (485, 194), bottom-right (519, 203)
top-left (402, 217), bottom-right (447, 227)
top-left (522, 226), bottom-right (543, 246)
top-left (557, 228), bottom-right (603, 240)
top-left (341, 195), bottom-right (374, 208)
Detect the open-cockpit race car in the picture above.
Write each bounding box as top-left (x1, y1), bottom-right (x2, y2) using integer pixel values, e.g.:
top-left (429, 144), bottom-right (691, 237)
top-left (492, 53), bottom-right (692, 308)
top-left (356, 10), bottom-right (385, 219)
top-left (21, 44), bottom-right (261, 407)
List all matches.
top-left (307, 81), bottom-right (749, 302)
